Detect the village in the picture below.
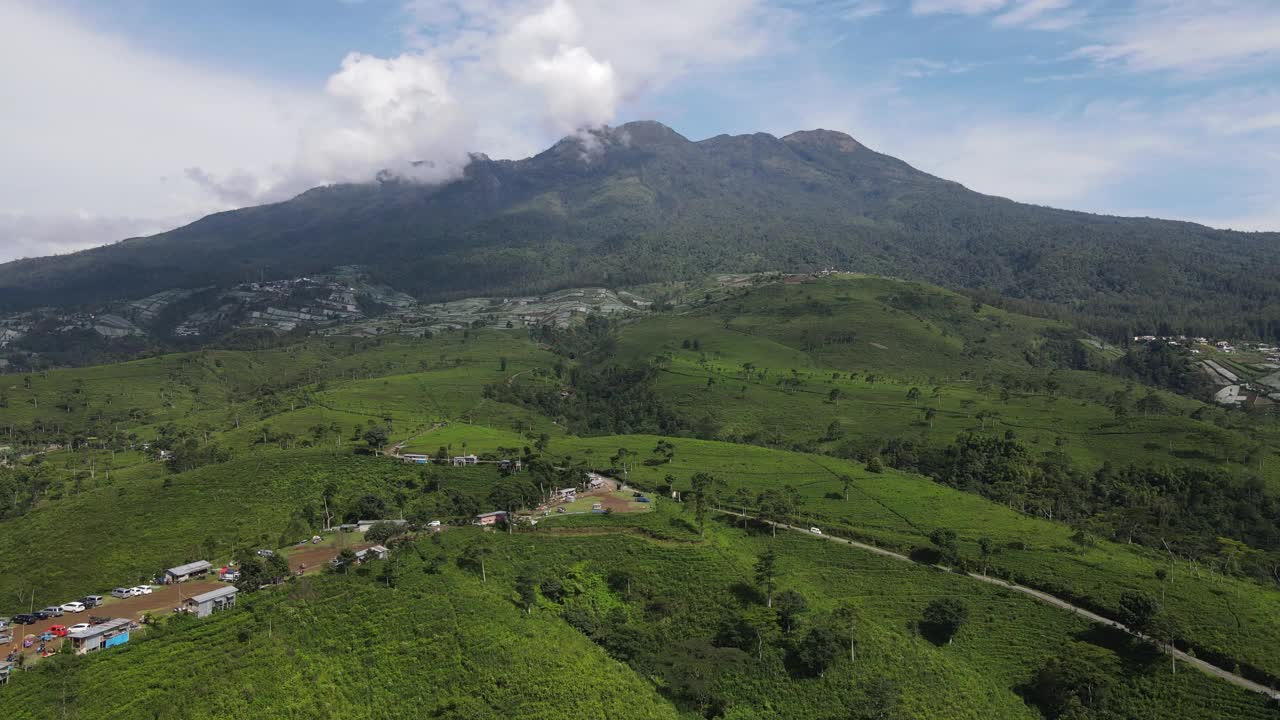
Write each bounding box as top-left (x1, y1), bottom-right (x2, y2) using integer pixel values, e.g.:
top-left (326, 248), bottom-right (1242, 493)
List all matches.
top-left (1132, 334), bottom-right (1280, 407)
top-left (0, 462), bottom-right (650, 684)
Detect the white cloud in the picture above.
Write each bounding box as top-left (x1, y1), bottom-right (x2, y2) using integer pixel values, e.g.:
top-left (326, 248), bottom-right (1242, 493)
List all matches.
top-left (0, 212), bottom-right (193, 262)
top-left (907, 122), bottom-right (1170, 205)
top-left (0, 2), bottom-right (309, 224)
top-left (911, 0), bottom-right (1008, 16)
top-left (0, 0), bottom-right (774, 261)
top-left (993, 0), bottom-right (1076, 29)
top-left (1073, 0), bottom-right (1280, 74)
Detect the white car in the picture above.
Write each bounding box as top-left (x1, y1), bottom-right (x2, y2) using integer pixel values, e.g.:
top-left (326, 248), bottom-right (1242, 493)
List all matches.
top-left (132, 585), bottom-right (153, 595)
top-left (67, 623), bottom-right (91, 633)
top-left (60, 601), bottom-right (86, 613)
top-left (809, 526), bottom-right (823, 535)
top-left (427, 520), bottom-right (442, 527)
top-left (111, 587), bottom-right (132, 599)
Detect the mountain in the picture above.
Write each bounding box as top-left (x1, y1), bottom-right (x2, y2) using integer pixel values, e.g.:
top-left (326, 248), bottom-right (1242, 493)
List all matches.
top-left (1, 120), bottom-right (1277, 340)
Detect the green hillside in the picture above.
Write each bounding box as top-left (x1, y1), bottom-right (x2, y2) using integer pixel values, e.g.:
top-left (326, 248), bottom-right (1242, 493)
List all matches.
top-left (5, 516), bottom-right (1276, 719)
top-left (2, 273), bottom-right (1279, 718)
top-left (2, 122), bottom-right (1278, 344)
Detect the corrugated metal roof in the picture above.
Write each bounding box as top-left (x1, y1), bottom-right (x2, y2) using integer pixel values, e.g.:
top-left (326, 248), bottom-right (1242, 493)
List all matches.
top-left (67, 618), bottom-right (131, 640)
top-left (166, 560), bottom-right (212, 576)
top-left (187, 586), bottom-right (238, 604)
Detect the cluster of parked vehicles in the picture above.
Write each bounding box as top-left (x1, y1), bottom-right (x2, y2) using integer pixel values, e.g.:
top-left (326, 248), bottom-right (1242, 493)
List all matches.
top-left (4, 585), bottom-right (152, 627)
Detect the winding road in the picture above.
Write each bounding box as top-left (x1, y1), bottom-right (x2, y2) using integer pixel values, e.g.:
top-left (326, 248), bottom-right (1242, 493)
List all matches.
top-left (717, 509), bottom-right (1280, 702)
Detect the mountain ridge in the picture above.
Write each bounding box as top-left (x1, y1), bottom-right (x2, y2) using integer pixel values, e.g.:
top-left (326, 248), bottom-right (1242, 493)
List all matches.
top-left (1, 120), bottom-right (1276, 341)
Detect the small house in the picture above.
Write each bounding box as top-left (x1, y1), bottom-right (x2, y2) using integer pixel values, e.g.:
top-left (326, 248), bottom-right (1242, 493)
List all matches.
top-left (67, 618), bottom-right (132, 655)
top-left (164, 560), bottom-right (212, 584)
top-left (553, 487), bottom-right (576, 502)
top-left (474, 510), bottom-right (508, 526)
top-left (185, 586), bottom-right (238, 618)
top-left (451, 454), bottom-right (479, 466)
top-left (354, 545), bottom-right (390, 563)
top-left (499, 459), bottom-right (523, 472)
top-left (0, 661), bottom-right (12, 685)
top-left (357, 518), bottom-right (407, 533)
top-left (401, 453), bottom-right (430, 465)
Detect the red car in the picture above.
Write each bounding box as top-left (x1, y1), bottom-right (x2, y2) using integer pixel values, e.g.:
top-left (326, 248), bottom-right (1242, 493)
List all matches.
top-left (48, 625), bottom-right (69, 637)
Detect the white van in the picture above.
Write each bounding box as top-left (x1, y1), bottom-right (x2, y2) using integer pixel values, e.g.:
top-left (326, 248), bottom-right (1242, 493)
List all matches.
top-left (111, 587), bottom-right (132, 599)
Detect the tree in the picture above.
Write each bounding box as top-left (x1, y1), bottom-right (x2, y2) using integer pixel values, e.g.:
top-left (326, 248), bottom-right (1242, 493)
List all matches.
top-left (1029, 643), bottom-right (1119, 719)
top-left (929, 527), bottom-right (959, 565)
top-left (775, 590), bottom-right (808, 633)
top-left (850, 677), bottom-right (899, 720)
top-left (833, 604), bottom-right (860, 663)
top-left (906, 387), bottom-right (921, 405)
top-left (514, 570), bottom-right (537, 614)
top-left (755, 487), bottom-right (794, 536)
top-left (690, 472), bottom-right (720, 531)
top-left (1135, 391), bottom-right (1167, 417)
top-left (755, 546), bottom-right (780, 608)
top-left (362, 426), bottom-right (389, 451)
top-left (334, 548), bottom-right (357, 575)
top-left (488, 479), bottom-right (534, 534)
top-left (1117, 592), bottom-right (1159, 636)
top-left (828, 388), bottom-right (842, 406)
top-left (499, 356), bottom-right (508, 372)
top-left (795, 626), bottom-right (843, 677)
top-left (825, 419), bottom-right (844, 441)
top-left (978, 537), bottom-right (994, 575)
top-left (921, 598), bottom-right (968, 644)
top-left (924, 407), bottom-right (937, 428)
top-left (840, 474), bottom-right (853, 501)
top-left (865, 456), bottom-right (884, 473)
top-left (364, 520), bottom-right (402, 545)
top-left (462, 538), bottom-right (493, 582)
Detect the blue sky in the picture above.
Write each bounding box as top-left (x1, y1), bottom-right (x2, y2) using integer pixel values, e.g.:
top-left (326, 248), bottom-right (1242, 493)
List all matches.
top-left (2, 0), bottom-right (1279, 260)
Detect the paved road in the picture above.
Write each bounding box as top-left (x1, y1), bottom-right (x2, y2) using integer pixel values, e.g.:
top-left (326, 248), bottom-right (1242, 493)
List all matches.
top-left (718, 509), bottom-right (1280, 702)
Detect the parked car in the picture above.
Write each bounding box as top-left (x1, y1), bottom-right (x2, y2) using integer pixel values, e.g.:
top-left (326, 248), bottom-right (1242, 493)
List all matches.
top-left (48, 625), bottom-right (69, 637)
top-left (256, 549), bottom-right (275, 558)
top-left (133, 585), bottom-right (153, 595)
top-left (110, 587), bottom-right (132, 599)
top-left (61, 601), bottom-right (86, 613)
top-left (82, 595), bottom-right (104, 608)
top-left (12, 614), bottom-right (36, 625)
top-left (40, 606), bottom-right (64, 617)
top-left (809, 526), bottom-right (823, 535)
top-left (220, 570), bottom-right (240, 582)
top-left (32, 610), bottom-right (52, 621)
top-left (67, 623), bottom-right (91, 633)
top-left (427, 520), bottom-right (442, 527)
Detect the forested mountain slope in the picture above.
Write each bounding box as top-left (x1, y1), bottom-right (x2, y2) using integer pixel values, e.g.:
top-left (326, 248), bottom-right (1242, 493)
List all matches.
top-left (1, 121), bottom-right (1276, 341)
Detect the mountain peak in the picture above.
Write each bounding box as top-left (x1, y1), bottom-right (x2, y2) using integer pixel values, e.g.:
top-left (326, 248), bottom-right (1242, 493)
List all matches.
top-left (782, 129), bottom-right (862, 152)
top-left (614, 120), bottom-right (691, 146)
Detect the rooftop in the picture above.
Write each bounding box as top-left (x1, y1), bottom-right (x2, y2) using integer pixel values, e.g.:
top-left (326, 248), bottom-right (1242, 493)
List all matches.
top-left (167, 560), bottom-right (212, 576)
top-left (187, 586), bottom-right (238, 604)
top-left (67, 618), bottom-right (131, 640)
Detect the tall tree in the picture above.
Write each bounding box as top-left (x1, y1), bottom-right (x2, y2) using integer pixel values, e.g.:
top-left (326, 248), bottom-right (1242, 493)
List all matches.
top-left (755, 546), bottom-right (780, 608)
